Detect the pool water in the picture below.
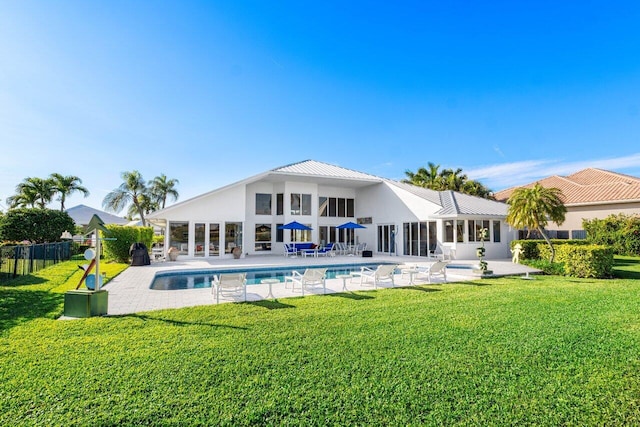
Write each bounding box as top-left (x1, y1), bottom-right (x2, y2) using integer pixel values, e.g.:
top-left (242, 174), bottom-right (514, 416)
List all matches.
top-left (150, 263), bottom-right (394, 290)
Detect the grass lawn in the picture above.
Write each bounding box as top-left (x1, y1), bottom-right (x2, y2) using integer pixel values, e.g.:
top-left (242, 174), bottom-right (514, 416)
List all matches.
top-left (0, 258), bottom-right (639, 425)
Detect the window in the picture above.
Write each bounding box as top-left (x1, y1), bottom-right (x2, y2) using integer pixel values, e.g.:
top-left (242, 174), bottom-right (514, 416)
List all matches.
top-left (255, 193), bottom-right (272, 215)
top-left (225, 222), bottom-right (243, 254)
top-left (276, 224), bottom-right (284, 242)
top-left (302, 194), bottom-right (312, 215)
top-left (403, 221), bottom-right (436, 256)
top-left (169, 221), bottom-right (189, 255)
top-left (209, 223), bottom-right (220, 255)
top-left (338, 198), bottom-right (346, 217)
top-left (195, 223), bottom-right (205, 257)
top-left (290, 194), bottom-right (301, 215)
top-left (328, 197), bottom-right (337, 216)
top-left (276, 193), bottom-right (283, 215)
top-left (255, 224), bottom-right (271, 251)
top-left (291, 227), bottom-right (312, 242)
top-left (456, 220), bottom-right (465, 243)
top-left (291, 193), bottom-right (311, 215)
top-left (468, 220), bottom-right (490, 242)
top-left (493, 221), bottom-right (501, 243)
top-left (319, 197), bottom-right (328, 217)
top-left (444, 221), bottom-right (454, 243)
top-left (319, 196), bottom-right (355, 217)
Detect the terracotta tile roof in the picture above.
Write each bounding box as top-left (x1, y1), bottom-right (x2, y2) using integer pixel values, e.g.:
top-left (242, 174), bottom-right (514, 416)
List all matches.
top-left (493, 168), bottom-right (640, 205)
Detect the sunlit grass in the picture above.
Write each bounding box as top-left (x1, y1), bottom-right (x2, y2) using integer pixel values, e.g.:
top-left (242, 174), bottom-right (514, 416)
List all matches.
top-left (1, 262), bottom-right (639, 425)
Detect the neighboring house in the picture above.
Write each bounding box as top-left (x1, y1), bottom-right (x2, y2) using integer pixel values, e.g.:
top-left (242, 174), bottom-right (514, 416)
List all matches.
top-left (494, 168), bottom-right (640, 238)
top-left (147, 160), bottom-right (515, 259)
top-left (65, 204), bottom-right (129, 227)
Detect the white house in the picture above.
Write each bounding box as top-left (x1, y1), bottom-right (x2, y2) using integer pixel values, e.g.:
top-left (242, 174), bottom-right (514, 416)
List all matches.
top-left (147, 160), bottom-right (515, 260)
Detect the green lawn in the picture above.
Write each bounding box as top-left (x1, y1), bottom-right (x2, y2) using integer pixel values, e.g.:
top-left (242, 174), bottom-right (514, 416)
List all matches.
top-left (0, 259), bottom-right (639, 425)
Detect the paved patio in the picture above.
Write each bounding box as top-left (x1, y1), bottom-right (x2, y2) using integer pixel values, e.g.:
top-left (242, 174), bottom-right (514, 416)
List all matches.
top-left (101, 255), bottom-right (540, 315)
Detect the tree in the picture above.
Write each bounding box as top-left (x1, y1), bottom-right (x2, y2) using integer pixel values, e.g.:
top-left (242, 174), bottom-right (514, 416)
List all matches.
top-left (126, 192), bottom-right (158, 221)
top-left (0, 208), bottom-right (75, 243)
top-left (7, 177), bottom-right (55, 209)
top-left (49, 173), bottom-right (90, 211)
top-left (403, 163), bottom-right (494, 199)
top-left (403, 162), bottom-right (443, 189)
top-left (149, 173), bottom-right (179, 209)
top-left (506, 183), bottom-right (567, 262)
top-left (102, 171), bottom-right (149, 226)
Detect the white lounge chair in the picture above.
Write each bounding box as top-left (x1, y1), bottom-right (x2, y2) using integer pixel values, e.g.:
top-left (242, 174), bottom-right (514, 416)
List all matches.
top-left (212, 273), bottom-right (247, 304)
top-left (416, 261), bottom-right (448, 283)
top-left (284, 268), bottom-right (327, 296)
top-left (433, 244), bottom-right (454, 261)
top-left (356, 264), bottom-right (398, 289)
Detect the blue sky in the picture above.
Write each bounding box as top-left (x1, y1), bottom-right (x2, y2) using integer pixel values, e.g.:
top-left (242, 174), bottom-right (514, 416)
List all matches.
top-left (1, 1), bottom-right (639, 213)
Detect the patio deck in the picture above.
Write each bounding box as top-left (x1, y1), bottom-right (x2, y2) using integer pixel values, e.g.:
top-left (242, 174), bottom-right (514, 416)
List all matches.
top-left (102, 255), bottom-right (540, 315)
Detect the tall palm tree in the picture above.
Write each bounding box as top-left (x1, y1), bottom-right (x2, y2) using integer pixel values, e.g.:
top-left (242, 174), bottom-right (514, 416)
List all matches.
top-left (102, 170), bottom-right (148, 226)
top-left (10, 177), bottom-right (55, 209)
top-left (149, 174), bottom-right (180, 209)
top-left (403, 163), bottom-right (494, 199)
top-left (126, 191), bottom-right (159, 221)
top-left (506, 183), bottom-right (567, 262)
top-left (441, 168), bottom-right (467, 192)
top-left (462, 179), bottom-right (494, 199)
top-left (49, 173), bottom-right (90, 211)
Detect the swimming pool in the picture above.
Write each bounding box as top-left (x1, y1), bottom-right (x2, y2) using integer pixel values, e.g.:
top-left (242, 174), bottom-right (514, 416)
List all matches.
top-left (150, 263), bottom-right (395, 290)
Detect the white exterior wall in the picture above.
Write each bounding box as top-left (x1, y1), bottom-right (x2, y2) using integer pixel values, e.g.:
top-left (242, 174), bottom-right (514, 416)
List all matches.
top-left (356, 182), bottom-right (442, 254)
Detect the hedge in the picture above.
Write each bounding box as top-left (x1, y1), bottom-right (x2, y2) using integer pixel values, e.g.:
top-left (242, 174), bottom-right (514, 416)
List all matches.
top-left (510, 239), bottom-right (589, 261)
top-left (0, 208), bottom-right (75, 243)
top-left (102, 225), bottom-right (154, 263)
top-left (511, 239), bottom-right (613, 278)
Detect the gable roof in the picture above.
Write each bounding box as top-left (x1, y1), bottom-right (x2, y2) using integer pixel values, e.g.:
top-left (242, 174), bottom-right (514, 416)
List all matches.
top-left (386, 182), bottom-right (507, 216)
top-left (66, 204), bottom-right (129, 226)
top-left (149, 159), bottom-right (507, 218)
top-left (494, 168), bottom-right (640, 205)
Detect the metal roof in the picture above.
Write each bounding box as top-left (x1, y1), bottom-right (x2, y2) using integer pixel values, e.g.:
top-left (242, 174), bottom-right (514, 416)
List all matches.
top-left (65, 204), bottom-right (129, 225)
top-left (272, 160), bottom-right (382, 182)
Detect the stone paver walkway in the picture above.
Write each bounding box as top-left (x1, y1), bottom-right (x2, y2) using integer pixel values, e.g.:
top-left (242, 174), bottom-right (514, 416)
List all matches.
top-left (102, 255), bottom-right (539, 315)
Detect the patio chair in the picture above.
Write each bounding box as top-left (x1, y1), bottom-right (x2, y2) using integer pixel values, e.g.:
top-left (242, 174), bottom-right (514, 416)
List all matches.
top-left (356, 264), bottom-right (398, 289)
top-left (433, 244), bottom-right (454, 261)
top-left (335, 242), bottom-right (348, 255)
top-left (283, 243), bottom-right (297, 258)
top-left (354, 242), bottom-right (367, 256)
top-left (316, 243), bottom-right (335, 257)
top-left (212, 273), bottom-right (247, 304)
top-left (416, 261), bottom-right (448, 284)
top-left (284, 268), bottom-right (327, 296)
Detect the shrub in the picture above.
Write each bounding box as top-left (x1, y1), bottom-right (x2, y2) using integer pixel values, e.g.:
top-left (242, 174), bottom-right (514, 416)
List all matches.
top-left (510, 239), bottom-right (589, 261)
top-left (557, 245), bottom-right (614, 278)
top-left (0, 208), bottom-right (75, 243)
top-left (583, 214), bottom-right (640, 256)
top-left (102, 225), bottom-right (154, 263)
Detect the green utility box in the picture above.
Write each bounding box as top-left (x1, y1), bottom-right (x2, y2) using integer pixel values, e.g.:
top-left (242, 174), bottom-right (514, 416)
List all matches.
top-left (64, 289), bottom-right (108, 318)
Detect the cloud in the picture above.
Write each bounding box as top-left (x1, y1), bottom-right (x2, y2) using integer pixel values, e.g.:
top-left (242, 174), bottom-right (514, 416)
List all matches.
top-left (467, 152), bottom-right (640, 190)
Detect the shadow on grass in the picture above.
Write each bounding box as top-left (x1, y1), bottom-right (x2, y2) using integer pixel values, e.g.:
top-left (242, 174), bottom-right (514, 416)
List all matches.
top-left (326, 292), bottom-right (375, 300)
top-left (248, 299), bottom-right (296, 310)
top-left (0, 287), bottom-right (63, 333)
top-left (0, 274), bottom-right (48, 288)
top-left (117, 313), bottom-right (249, 330)
top-left (398, 286), bottom-right (441, 293)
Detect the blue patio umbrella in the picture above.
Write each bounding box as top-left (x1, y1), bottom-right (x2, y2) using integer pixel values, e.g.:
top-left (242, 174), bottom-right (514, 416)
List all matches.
top-left (335, 221), bottom-right (366, 229)
top-left (336, 221), bottom-right (366, 245)
top-left (277, 221), bottom-right (313, 230)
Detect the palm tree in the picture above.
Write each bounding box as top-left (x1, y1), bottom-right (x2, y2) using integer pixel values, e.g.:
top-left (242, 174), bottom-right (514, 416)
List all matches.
top-left (404, 163), bottom-right (494, 199)
top-left (506, 183), bottom-right (567, 262)
top-left (49, 173), bottom-right (90, 211)
top-left (9, 177), bottom-right (55, 209)
top-left (6, 190), bottom-right (39, 209)
top-left (102, 170), bottom-right (148, 226)
top-left (403, 162), bottom-right (443, 190)
top-left (149, 174), bottom-right (180, 209)
top-left (126, 191), bottom-right (159, 221)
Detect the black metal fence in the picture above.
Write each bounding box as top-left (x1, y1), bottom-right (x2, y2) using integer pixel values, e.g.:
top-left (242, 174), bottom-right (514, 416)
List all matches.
top-left (0, 242), bottom-right (72, 282)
